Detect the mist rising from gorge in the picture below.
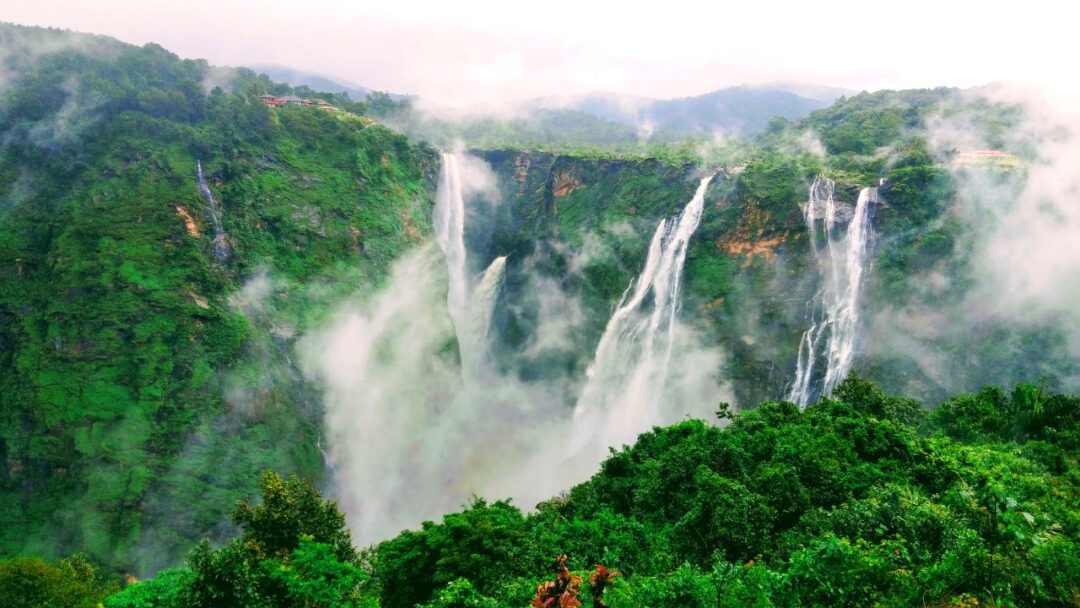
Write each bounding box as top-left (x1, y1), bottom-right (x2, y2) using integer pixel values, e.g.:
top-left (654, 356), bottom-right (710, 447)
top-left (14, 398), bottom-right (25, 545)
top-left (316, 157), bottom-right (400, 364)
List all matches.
top-left (298, 152), bottom-right (728, 543)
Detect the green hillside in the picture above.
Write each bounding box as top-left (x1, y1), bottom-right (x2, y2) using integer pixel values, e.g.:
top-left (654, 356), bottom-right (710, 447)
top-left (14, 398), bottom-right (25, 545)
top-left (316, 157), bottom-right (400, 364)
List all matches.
top-left (0, 23), bottom-right (438, 571)
top-left (1, 21), bottom-right (1078, 608)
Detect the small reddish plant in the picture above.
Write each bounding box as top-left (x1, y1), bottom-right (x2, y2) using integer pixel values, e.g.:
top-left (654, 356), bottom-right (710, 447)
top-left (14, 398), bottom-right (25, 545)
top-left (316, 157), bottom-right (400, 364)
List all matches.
top-left (531, 555), bottom-right (582, 608)
top-left (588, 565), bottom-right (619, 608)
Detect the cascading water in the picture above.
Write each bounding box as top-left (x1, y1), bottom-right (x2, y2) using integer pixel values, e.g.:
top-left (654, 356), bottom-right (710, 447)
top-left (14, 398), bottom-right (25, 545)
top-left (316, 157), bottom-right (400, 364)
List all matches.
top-left (196, 161), bottom-right (230, 260)
top-left (573, 175), bottom-right (713, 451)
top-left (822, 186), bottom-right (875, 391)
top-left (462, 255), bottom-right (506, 375)
top-left (434, 152), bottom-right (505, 377)
top-left (788, 177), bottom-right (835, 405)
top-left (309, 153), bottom-right (512, 541)
top-left (307, 160), bottom-right (725, 543)
top-left (788, 178), bottom-right (876, 406)
top-left (434, 153), bottom-right (469, 320)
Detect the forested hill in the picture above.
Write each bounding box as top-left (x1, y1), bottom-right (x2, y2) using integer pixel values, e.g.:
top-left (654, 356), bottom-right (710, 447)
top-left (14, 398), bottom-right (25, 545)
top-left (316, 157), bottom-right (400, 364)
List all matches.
top-left (22, 377), bottom-right (1080, 607)
top-left (2, 21), bottom-right (1079, 608)
top-left (0, 22), bottom-right (439, 571)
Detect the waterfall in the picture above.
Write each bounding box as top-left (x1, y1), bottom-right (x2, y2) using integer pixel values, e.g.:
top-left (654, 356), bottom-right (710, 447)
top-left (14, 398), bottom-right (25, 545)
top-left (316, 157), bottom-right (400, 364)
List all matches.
top-left (788, 177), bottom-right (835, 405)
top-left (309, 163), bottom-right (724, 543)
top-left (822, 186), bottom-right (875, 392)
top-left (463, 255), bottom-right (507, 373)
top-left (574, 175), bottom-right (713, 451)
top-left (434, 153), bottom-right (469, 320)
top-left (434, 152), bottom-right (505, 377)
top-left (196, 161), bottom-right (230, 261)
top-left (311, 154), bottom-right (512, 541)
top-left (788, 178), bottom-right (876, 406)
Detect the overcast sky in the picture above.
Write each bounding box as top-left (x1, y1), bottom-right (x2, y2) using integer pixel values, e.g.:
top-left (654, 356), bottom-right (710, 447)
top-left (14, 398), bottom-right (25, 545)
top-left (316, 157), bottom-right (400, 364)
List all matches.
top-left (4, 0), bottom-right (1075, 105)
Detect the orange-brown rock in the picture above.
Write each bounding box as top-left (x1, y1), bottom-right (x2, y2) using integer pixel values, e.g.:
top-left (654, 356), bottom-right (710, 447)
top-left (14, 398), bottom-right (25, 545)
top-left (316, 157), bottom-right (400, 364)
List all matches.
top-left (719, 233), bottom-right (787, 266)
top-left (552, 171), bottom-right (583, 197)
top-left (175, 206), bottom-right (201, 237)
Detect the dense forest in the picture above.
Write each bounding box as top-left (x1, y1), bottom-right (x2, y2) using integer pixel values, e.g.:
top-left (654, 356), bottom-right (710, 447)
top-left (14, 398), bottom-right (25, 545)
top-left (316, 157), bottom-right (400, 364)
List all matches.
top-left (0, 23), bottom-right (437, 571)
top-left (6, 376), bottom-right (1079, 606)
top-left (1, 21), bottom-right (1077, 607)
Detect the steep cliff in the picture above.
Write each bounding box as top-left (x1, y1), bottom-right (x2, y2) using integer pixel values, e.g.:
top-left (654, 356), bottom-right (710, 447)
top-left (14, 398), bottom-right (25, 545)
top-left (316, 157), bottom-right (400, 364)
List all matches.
top-left (0, 23), bottom-right (439, 571)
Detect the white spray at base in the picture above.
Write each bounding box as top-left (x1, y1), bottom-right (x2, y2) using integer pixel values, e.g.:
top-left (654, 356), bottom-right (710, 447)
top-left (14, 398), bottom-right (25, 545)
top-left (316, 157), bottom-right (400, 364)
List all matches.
top-left (788, 177), bottom-right (876, 406)
top-left (300, 245), bottom-right (462, 542)
top-left (196, 160), bottom-right (230, 261)
top-left (302, 158), bottom-right (725, 544)
top-left (571, 175), bottom-right (717, 458)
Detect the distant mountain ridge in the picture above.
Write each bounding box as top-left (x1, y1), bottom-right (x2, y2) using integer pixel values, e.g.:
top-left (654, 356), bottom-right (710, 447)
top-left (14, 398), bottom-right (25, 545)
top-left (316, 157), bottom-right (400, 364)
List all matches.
top-left (531, 85), bottom-right (845, 136)
top-left (251, 65), bottom-right (373, 100)
top-left (247, 63), bottom-right (849, 139)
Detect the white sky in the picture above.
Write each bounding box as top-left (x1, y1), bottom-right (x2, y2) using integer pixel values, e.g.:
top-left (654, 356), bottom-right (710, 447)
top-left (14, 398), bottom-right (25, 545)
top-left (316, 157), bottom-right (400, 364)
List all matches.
top-left (3, 0), bottom-right (1076, 105)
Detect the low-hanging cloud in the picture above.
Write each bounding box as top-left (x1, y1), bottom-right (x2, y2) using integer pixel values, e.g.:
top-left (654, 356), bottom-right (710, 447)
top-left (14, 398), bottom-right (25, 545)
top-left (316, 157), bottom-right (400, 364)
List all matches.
top-left (936, 87), bottom-right (1080, 346)
top-left (0, 28), bottom-right (118, 151)
top-left (865, 83), bottom-right (1080, 396)
top-left (959, 87), bottom-right (1080, 332)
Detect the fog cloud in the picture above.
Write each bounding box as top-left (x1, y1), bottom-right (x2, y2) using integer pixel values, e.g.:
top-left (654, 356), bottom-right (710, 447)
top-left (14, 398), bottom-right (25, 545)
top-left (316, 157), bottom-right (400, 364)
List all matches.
top-left (8, 0), bottom-right (1076, 106)
top-left (864, 83), bottom-right (1080, 395)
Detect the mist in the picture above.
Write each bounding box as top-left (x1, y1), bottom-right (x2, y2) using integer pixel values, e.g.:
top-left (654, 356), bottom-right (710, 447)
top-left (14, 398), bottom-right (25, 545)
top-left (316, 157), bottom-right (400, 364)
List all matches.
top-left (299, 153), bottom-right (727, 544)
top-left (862, 84), bottom-right (1080, 397)
top-left (957, 87), bottom-right (1080, 383)
top-left (963, 89), bottom-right (1080, 336)
top-left (0, 28), bottom-right (118, 151)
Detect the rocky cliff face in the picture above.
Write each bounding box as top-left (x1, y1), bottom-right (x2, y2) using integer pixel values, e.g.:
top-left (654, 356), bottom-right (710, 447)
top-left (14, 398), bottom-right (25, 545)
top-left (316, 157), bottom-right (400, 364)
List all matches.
top-left (467, 149), bottom-right (822, 407)
top-left (463, 148), bottom-right (1076, 409)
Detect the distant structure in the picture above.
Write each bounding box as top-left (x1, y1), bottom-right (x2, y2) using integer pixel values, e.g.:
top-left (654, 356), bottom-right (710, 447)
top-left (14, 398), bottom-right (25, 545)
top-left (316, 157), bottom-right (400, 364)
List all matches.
top-left (258, 94), bottom-right (340, 112)
top-left (258, 94), bottom-right (285, 107)
top-left (954, 149), bottom-right (1020, 168)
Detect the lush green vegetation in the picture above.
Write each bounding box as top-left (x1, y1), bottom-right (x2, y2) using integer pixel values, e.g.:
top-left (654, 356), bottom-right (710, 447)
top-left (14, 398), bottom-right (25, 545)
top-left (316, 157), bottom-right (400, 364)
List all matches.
top-left (0, 23), bottom-right (438, 572)
top-left (370, 376), bottom-right (1080, 607)
top-left (0, 554), bottom-right (116, 608)
top-left (3, 21), bottom-right (1078, 608)
top-left (8, 376), bottom-right (1075, 607)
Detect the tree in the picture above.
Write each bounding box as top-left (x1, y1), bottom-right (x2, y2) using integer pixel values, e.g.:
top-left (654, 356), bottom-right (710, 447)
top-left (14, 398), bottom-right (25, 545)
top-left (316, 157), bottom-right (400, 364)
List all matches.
top-left (420, 579), bottom-right (503, 608)
top-left (263, 538), bottom-right (366, 608)
top-left (375, 498), bottom-right (533, 608)
top-left (233, 471), bottom-right (357, 565)
top-left (832, 372), bottom-right (925, 426)
top-left (181, 471), bottom-right (363, 608)
top-left (104, 568), bottom-right (192, 608)
top-left (0, 555), bottom-right (115, 608)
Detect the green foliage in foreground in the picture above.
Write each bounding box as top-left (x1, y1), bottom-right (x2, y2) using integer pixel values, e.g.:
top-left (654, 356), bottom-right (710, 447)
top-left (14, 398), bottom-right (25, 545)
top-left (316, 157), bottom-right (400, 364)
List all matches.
top-left (390, 376), bottom-right (1069, 608)
top-left (0, 554), bottom-right (115, 608)
top-left (372, 376), bottom-right (1080, 608)
top-left (100, 471), bottom-right (365, 608)
top-left (12, 376), bottom-right (1074, 607)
